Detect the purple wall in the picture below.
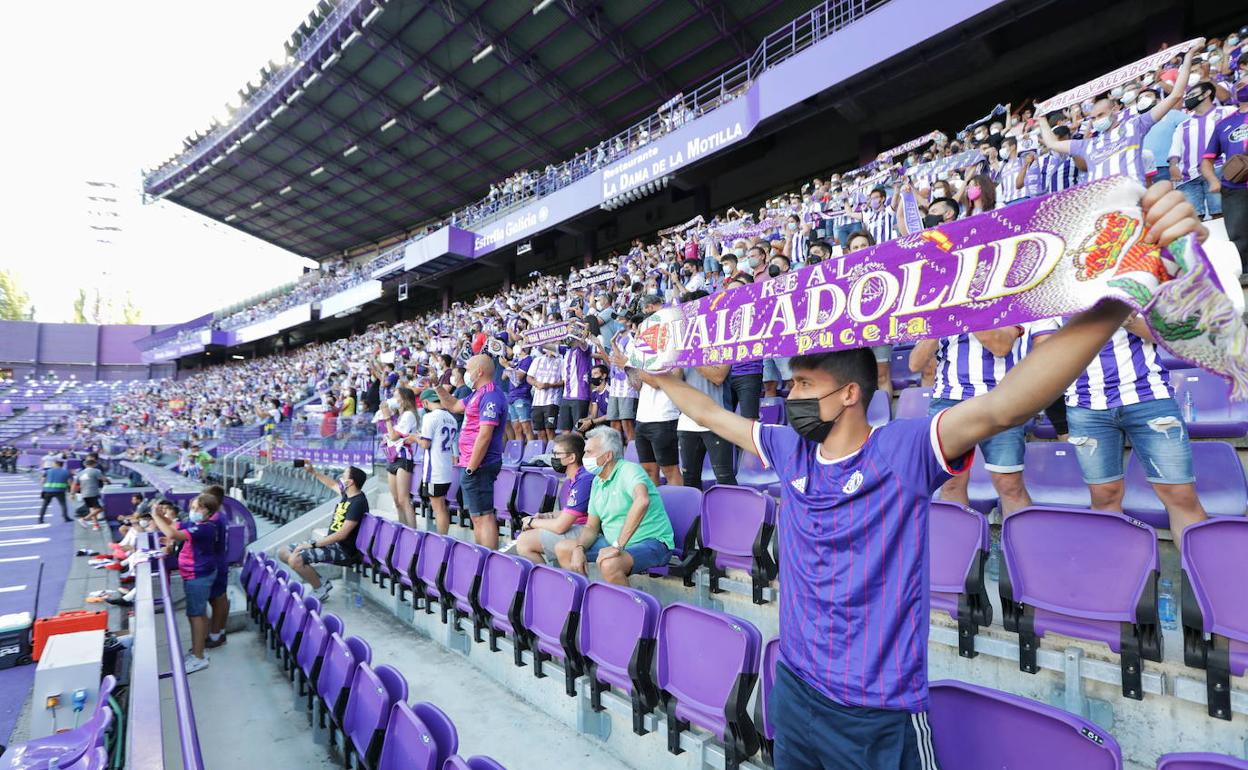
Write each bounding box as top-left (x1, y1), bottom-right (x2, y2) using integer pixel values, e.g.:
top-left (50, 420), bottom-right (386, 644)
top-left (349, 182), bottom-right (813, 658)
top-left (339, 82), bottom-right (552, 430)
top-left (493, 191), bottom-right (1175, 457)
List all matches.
top-left (99, 325), bottom-right (151, 365)
top-left (0, 321), bottom-right (40, 363)
top-left (0, 320), bottom-right (164, 381)
top-left (37, 324), bottom-right (98, 363)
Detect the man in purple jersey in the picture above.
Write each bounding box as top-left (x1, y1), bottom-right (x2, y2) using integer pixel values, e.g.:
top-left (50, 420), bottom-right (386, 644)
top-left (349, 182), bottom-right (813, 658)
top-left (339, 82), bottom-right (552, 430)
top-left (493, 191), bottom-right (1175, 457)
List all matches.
top-left (1201, 73), bottom-right (1248, 274)
top-left (558, 337), bottom-right (593, 433)
top-left (438, 354), bottom-right (509, 549)
top-left (1040, 42), bottom-right (1201, 184)
top-left (640, 184), bottom-right (1205, 768)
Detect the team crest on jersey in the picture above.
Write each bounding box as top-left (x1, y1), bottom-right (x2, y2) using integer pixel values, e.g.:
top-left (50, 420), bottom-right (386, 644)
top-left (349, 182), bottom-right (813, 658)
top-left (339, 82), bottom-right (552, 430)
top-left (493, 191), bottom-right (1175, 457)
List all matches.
top-left (842, 470), bottom-right (864, 494)
top-left (483, 401), bottom-right (498, 419)
top-left (790, 477), bottom-right (807, 493)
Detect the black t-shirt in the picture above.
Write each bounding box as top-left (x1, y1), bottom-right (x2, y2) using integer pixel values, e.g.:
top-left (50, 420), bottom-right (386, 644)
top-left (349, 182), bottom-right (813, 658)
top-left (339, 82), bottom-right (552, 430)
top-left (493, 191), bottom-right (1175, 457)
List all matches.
top-left (330, 492), bottom-right (369, 558)
top-left (363, 377), bottom-right (381, 414)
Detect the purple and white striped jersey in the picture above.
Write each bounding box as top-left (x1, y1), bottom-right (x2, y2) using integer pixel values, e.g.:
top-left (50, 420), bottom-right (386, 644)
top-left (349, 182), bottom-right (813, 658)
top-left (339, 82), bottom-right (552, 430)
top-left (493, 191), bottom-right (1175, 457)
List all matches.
top-left (1041, 151), bottom-right (1084, 193)
top-left (608, 332), bottom-right (639, 399)
top-left (1068, 111), bottom-right (1158, 183)
top-left (1031, 320), bottom-right (1171, 409)
top-left (863, 207), bottom-right (897, 244)
top-left (1020, 153), bottom-right (1047, 198)
top-left (562, 344), bottom-right (592, 400)
top-left (752, 415), bottom-right (972, 713)
top-left (526, 353), bottom-right (562, 407)
top-left (997, 156), bottom-right (1027, 203)
top-left (1168, 106), bottom-right (1236, 181)
top-left (931, 330), bottom-right (1022, 401)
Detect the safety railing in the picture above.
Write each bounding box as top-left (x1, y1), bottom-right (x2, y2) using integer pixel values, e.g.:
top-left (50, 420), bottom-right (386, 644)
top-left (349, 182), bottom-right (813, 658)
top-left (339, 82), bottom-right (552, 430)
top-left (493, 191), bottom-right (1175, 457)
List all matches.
top-left (127, 532), bottom-right (206, 770)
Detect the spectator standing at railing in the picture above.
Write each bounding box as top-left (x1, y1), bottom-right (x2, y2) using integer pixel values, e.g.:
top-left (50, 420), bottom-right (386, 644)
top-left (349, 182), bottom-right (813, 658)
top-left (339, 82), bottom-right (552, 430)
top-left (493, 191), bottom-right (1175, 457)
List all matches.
top-left (417, 389), bottom-right (458, 535)
top-left (203, 484), bottom-right (230, 649)
top-left (151, 493), bottom-right (220, 674)
top-left (437, 355), bottom-right (508, 550)
top-left (385, 387), bottom-right (419, 528)
top-left (526, 347), bottom-right (562, 443)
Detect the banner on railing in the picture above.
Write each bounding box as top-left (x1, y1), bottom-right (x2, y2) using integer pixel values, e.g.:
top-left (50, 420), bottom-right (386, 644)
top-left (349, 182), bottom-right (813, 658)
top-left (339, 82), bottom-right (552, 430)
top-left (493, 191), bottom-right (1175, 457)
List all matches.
top-left (269, 446), bottom-right (373, 467)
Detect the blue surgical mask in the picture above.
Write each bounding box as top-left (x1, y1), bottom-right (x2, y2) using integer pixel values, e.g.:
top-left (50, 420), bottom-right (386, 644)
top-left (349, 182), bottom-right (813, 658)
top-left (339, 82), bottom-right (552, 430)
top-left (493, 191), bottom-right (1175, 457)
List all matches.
top-left (583, 454), bottom-right (603, 475)
top-left (1092, 116), bottom-right (1113, 134)
top-left (189, 510), bottom-right (204, 523)
top-left (464, 370), bottom-right (476, 389)
top-left (337, 479), bottom-right (347, 494)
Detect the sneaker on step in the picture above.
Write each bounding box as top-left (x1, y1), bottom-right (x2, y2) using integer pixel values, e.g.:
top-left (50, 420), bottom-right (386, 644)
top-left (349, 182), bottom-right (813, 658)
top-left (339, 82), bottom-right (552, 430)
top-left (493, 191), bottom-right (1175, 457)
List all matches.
top-left (92, 523), bottom-right (100, 531)
top-left (78, 519), bottom-right (92, 529)
top-left (184, 655), bottom-right (210, 674)
top-left (205, 634), bottom-right (227, 649)
top-left (313, 580), bottom-right (333, 602)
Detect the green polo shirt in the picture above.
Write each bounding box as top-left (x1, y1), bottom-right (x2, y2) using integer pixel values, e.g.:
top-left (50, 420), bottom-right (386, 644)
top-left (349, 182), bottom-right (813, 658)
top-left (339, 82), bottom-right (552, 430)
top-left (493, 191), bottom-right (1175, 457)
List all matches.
top-left (587, 459), bottom-right (674, 548)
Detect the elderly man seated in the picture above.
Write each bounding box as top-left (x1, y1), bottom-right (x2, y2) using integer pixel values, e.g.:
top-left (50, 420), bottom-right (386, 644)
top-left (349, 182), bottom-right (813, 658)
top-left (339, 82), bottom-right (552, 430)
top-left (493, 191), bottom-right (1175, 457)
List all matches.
top-left (555, 426), bottom-right (674, 586)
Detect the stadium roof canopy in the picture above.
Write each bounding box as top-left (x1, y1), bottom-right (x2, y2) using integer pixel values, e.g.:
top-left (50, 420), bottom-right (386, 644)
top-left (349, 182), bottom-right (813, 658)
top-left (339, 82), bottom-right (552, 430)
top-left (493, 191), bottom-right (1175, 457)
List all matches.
top-left (142, 0), bottom-right (820, 260)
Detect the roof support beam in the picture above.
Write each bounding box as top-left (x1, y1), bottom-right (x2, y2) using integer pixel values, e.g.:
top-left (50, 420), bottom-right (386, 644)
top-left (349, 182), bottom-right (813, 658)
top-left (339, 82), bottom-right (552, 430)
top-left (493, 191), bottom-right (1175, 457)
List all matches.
top-left (684, 0), bottom-right (752, 60)
top-left (557, 0), bottom-right (679, 99)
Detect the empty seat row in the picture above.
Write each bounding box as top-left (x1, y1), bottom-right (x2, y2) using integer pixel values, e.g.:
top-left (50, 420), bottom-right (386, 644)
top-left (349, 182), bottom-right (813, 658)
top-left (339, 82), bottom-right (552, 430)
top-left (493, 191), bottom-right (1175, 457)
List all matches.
top-left (241, 551), bottom-right (506, 770)
top-left (245, 463), bottom-right (342, 523)
top-left (933, 502), bottom-right (1248, 718)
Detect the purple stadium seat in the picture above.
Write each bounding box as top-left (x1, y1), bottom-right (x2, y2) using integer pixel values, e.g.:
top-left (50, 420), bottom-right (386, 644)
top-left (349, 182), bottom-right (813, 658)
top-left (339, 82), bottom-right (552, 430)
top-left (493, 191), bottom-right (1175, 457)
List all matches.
top-left (343, 663), bottom-right (409, 770)
top-left (1031, 411), bottom-right (1058, 439)
top-left (262, 574), bottom-right (293, 645)
top-left (370, 520), bottom-right (399, 590)
top-left (656, 603), bottom-right (761, 770)
top-left (514, 470), bottom-right (556, 517)
top-left (412, 702), bottom-right (458, 769)
top-left (700, 484), bottom-right (777, 604)
top-left (580, 582), bottom-right (662, 734)
top-left (1180, 517), bottom-right (1248, 721)
top-left (890, 348), bottom-right (920, 391)
top-left (624, 441), bottom-right (640, 463)
top-left (867, 389), bottom-right (891, 427)
top-left (279, 594), bottom-right (320, 671)
top-left (758, 397), bottom-right (785, 425)
top-left (734, 448), bottom-right (778, 493)
top-left (929, 680), bottom-right (1122, 769)
top-left (0, 675), bottom-right (116, 770)
top-left (492, 467), bottom-right (522, 536)
top-left (415, 533), bottom-right (453, 617)
top-left (753, 637), bottom-right (780, 764)
top-left (895, 386), bottom-right (933, 420)
top-left (522, 564), bottom-right (588, 696)
top-left (478, 552), bottom-right (533, 665)
top-left (445, 541), bottom-right (489, 635)
top-left (929, 501), bottom-right (993, 658)
top-left (377, 702), bottom-right (439, 770)
top-left (391, 526), bottom-right (424, 603)
top-left (446, 472), bottom-right (464, 525)
top-left (295, 610), bottom-right (333, 698)
top-left (316, 634), bottom-right (372, 744)
top-left (1122, 442), bottom-right (1247, 529)
top-left (647, 485), bottom-right (703, 585)
top-left (1158, 754), bottom-right (1248, 770)
top-left (1170, 369), bottom-right (1248, 438)
top-left (353, 514), bottom-right (379, 578)
top-left (251, 565), bottom-right (277, 624)
top-left (502, 439), bottom-right (524, 468)
top-left (999, 506), bottom-right (1161, 699)
top-left (1021, 442), bottom-right (1091, 508)
top-left (521, 440), bottom-right (545, 462)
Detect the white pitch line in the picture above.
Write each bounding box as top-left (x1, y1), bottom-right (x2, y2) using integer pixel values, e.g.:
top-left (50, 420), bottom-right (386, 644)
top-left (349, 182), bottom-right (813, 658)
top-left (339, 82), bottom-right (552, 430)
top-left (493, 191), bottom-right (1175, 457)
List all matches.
top-left (0, 585), bottom-right (28, 594)
top-left (0, 523), bottom-right (50, 533)
top-left (0, 555), bottom-right (39, 564)
top-left (0, 515), bottom-right (42, 521)
top-left (0, 538), bottom-right (50, 548)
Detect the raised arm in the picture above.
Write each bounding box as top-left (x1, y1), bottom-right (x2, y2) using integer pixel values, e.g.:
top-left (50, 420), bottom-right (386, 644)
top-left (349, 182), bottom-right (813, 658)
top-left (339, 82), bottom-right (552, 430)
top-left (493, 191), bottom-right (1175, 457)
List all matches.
top-left (1152, 41), bottom-right (1203, 122)
top-left (637, 372), bottom-right (756, 454)
top-left (435, 384), bottom-right (466, 414)
top-left (301, 462), bottom-right (341, 493)
top-left (1036, 115), bottom-right (1072, 155)
top-left (937, 182), bottom-right (1205, 460)
top-left (908, 339), bottom-right (939, 373)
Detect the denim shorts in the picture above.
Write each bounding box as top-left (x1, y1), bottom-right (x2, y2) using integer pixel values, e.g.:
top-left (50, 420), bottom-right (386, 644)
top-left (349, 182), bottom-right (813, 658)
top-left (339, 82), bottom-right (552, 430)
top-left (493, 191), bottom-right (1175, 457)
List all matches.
top-left (209, 564), bottom-right (228, 600)
top-left (930, 397), bottom-right (1025, 473)
top-left (763, 357), bottom-right (793, 383)
top-left (1066, 398), bottom-right (1194, 484)
top-left (606, 397), bottom-right (638, 421)
top-left (585, 536), bottom-right (671, 574)
top-left (184, 572), bottom-right (216, 617)
top-left (459, 463), bottom-right (501, 517)
top-left (508, 398), bottom-right (532, 422)
top-left (871, 345), bottom-right (894, 364)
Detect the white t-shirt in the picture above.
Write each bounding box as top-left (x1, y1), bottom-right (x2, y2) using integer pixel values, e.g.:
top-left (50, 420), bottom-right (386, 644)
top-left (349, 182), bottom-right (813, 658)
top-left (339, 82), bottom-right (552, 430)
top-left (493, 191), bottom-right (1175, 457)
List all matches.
top-left (419, 410), bottom-right (459, 485)
top-left (395, 410), bottom-right (419, 460)
top-left (636, 383), bottom-right (681, 423)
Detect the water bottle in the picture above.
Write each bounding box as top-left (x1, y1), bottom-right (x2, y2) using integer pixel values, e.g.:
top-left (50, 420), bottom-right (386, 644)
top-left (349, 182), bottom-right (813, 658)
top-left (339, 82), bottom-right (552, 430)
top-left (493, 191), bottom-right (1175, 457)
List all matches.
top-left (986, 537), bottom-right (1001, 582)
top-left (353, 589), bottom-right (364, 610)
top-left (1183, 391), bottom-right (1196, 424)
top-left (1158, 578), bottom-right (1178, 631)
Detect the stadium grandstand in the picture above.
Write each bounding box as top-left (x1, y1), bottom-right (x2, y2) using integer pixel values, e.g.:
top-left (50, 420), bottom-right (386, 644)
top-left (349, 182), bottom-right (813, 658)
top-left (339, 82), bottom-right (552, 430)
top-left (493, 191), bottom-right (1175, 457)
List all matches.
top-left (5, 0), bottom-right (1248, 769)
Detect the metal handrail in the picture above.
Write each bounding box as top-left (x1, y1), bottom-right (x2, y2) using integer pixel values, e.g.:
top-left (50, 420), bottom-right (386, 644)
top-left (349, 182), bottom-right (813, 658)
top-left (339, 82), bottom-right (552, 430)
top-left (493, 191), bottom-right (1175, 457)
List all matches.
top-left (126, 533), bottom-right (205, 770)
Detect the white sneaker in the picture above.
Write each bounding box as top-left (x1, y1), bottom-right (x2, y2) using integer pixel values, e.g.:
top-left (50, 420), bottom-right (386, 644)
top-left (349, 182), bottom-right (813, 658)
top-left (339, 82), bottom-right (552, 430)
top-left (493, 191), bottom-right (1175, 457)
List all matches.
top-left (184, 655), bottom-right (210, 674)
top-left (314, 580), bottom-right (333, 602)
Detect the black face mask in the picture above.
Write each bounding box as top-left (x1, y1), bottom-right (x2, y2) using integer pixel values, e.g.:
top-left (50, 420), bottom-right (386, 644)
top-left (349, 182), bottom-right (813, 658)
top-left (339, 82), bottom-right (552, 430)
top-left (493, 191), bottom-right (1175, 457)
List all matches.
top-left (551, 456), bottom-right (567, 473)
top-left (1184, 93), bottom-right (1207, 111)
top-left (922, 214), bottom-right (946, 228)
top-left (590, 377), bottom-right (604, 386)
top-left (786, 384), bottom-right (849, 444)
top-left (767, 264), bottom-right (783, 278)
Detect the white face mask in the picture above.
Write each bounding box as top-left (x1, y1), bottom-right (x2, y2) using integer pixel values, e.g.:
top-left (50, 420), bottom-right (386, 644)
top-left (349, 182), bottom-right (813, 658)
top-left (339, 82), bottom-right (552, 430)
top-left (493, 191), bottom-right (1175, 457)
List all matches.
top-left (463, 370), bottom-right (476, 389)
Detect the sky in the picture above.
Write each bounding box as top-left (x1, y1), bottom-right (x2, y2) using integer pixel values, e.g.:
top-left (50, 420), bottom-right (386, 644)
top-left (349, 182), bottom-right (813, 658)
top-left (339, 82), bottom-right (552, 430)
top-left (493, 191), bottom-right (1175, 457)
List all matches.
top-left (0, 0), bottom-right (321, 325)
